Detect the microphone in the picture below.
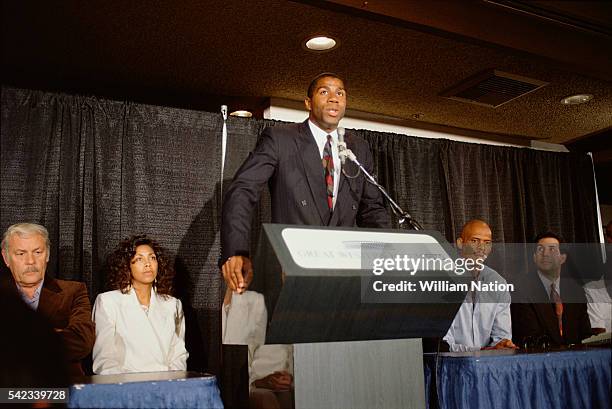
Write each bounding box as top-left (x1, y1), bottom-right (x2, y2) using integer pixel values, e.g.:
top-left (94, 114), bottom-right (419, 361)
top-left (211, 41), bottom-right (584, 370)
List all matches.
top-left (337, 127), bottom-right (357, 165)
top-left (337, 127), bottom-right (348, 165)
top-left (336, 127), bottom-right (423, 230)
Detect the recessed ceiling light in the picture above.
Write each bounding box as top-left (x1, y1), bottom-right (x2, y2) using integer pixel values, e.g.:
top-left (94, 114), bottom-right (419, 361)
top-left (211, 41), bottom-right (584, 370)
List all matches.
top-left (304, 36), bottom-right (338, 52)
top-left (560, 94), bottom-right (593, 105)
top-left (230, 110), bottom-right (253, 117)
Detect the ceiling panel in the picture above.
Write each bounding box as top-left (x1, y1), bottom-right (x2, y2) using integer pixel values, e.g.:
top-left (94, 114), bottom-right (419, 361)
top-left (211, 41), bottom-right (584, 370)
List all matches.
top-left (2, 0), bottom-right (611, 144)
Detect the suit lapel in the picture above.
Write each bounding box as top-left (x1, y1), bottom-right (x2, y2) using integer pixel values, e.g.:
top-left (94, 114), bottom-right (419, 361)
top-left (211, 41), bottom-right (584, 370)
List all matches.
top-left (147, 291), bottom-right (171, 361)
top-left (530, 279), bottom-right (564, 344)
top-left (534, 303), bottom-right (564, 344)
top-left (125, 289), bottom-right (167, 362)
top-left (296, 121), bottom-right (330, 224)
top-left (39, 277), bottom-right (63, 319)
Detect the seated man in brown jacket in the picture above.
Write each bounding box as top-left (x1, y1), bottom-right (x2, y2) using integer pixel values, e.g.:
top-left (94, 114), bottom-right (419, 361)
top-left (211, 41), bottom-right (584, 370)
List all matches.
top-left (1, 222), bottom-right (95, 375)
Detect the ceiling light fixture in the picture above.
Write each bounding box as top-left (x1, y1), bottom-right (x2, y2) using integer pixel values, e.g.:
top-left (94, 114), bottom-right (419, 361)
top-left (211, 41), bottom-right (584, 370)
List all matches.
top-left (560, 94), bottom-right (593, 105)
top-left (230, 110), bottom-right (253, 118)
top-left (304, 36), bottom-right (338, 52)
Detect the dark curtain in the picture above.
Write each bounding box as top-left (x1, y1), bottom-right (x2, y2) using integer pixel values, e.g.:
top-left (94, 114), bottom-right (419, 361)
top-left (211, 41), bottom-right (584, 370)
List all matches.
top-left (0, 86), bottom-right (601, 376)
top-left (437, 141), bottom-right (599, 243)
top-left (1, 87), bottom-right (226, 375)
top-left (356, 130), bottom-right (447, 234)
top-left (351, 131), bottom-right (598, 245)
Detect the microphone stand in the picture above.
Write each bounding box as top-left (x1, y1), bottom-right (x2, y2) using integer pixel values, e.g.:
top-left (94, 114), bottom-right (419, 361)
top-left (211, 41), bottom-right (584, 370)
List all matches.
top-left (339, 147), bottom-right (423, 230)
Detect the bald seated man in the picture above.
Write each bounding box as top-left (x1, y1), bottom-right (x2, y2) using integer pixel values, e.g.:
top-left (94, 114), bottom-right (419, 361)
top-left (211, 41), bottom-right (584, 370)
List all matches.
top-left (442, 219), bottom-right (517, 352)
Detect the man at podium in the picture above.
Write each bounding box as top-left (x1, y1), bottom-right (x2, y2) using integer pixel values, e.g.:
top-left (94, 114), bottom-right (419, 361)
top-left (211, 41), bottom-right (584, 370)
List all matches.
top-left (220, 72), bottom-right (390, 292)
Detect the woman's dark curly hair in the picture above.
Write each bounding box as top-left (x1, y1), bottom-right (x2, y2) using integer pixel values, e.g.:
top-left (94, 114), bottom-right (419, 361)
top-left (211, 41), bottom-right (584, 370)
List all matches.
top-left (107, 235), bottom-right (175, 296)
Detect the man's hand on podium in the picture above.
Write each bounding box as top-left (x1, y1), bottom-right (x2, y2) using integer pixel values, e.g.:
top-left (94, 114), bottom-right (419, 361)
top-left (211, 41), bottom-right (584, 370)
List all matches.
top-left (482, 338), bottom-right (518, 350)
top-left (252, 371), bottom-right (293, 391)
top-left (221, 255), bottom-right (253, 294)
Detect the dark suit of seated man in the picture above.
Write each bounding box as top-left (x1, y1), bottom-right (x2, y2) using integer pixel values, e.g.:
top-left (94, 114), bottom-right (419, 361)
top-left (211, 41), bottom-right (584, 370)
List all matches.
top-left (511, 232), bottom-right (592, 347)
top-left (1, 222), bottom-right (95, 376)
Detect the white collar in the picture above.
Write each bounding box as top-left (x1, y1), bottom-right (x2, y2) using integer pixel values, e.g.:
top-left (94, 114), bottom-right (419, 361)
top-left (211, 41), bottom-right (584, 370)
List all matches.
top-left (537, 270), bottom-right (561, 297)
top-left (308, 120), bottom-right (338, 143)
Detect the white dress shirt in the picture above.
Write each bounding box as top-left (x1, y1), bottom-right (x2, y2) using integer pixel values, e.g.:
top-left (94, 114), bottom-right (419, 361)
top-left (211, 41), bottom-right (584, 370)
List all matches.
top-left (583, 278), bottom-right (612, 332)
top-left (222, 291), bottom-right (293, 388)
top-left (308, 120), bottom-right (340, 209)
top-left (537, 271), bottom-right (561, 299)
top-left (16, 279), bottom-right (43, 310)
top-left (443, 266), bottom-right (513, 352)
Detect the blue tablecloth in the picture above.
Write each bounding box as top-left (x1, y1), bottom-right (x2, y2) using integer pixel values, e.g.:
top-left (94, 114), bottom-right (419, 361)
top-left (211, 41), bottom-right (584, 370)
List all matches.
top-left (69, 372), bottom-right (223, 408)
top-left (424, 348), bottom-right (611, 409)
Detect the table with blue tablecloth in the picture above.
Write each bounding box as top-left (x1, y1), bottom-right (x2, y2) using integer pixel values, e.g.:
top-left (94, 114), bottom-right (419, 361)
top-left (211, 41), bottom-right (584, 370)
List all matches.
top-left (424, 347), bottom-right (611, 409)
top-left (69, 371), bottom-right (223, 408)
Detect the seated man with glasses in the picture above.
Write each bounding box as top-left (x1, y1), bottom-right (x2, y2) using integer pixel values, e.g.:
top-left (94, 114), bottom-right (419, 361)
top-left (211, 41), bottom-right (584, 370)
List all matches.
top-left (442, 219), bottom-right (517, 352)
top-left (510, 232), bottom-right (592, 347)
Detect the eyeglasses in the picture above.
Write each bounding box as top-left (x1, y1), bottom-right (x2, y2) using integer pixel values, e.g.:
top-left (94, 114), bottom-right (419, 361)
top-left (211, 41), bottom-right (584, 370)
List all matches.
top-left (535, 245), bottom-right (560, 255)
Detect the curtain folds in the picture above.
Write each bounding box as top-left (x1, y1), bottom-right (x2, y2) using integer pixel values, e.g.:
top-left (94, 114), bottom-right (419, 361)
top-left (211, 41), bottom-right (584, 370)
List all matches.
top-left (1, 86), bottom-right (600, 374)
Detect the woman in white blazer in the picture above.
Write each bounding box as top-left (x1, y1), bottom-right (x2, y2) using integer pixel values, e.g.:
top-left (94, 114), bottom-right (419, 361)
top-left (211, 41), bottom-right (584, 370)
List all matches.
top-left (92, 235), bottom-right (188, 375)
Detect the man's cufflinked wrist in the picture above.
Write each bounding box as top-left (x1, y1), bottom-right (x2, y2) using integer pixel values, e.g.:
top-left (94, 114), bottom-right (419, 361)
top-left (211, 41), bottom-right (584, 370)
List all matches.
top-left (219, 250), bottom-right (250, 267)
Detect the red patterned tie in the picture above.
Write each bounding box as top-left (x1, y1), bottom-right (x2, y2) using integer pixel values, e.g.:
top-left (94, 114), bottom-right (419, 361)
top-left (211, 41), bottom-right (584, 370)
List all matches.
top-left (550, 283), bottom-right (563, 336)
top-left (322, 134), bottom-right (334, 210)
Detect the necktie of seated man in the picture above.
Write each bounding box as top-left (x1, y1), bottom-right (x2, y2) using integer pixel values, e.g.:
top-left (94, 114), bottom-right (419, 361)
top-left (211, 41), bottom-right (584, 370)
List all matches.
top-left (550, 283), bottom-right (563, 336)
top-left (322, 135), bottom-right (334, 211)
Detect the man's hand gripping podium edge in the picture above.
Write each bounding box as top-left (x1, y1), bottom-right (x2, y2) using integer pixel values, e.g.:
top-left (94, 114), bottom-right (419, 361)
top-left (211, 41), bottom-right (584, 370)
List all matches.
top-left (222, 255), bottom-right (253, 294)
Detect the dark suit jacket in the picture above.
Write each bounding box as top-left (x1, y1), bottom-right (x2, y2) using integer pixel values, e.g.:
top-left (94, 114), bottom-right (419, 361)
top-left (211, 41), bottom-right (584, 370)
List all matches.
top-left (510, 272), bottom-right (592, 346)
top-left (221, 120), bottom-right (390, 262)
top-left (2, 275), bottom-right (95, 373)
top-left (0, 284), bottom-right (71, 387)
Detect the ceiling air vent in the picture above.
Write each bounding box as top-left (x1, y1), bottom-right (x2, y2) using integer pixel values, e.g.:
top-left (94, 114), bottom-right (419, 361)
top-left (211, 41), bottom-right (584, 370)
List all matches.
top-left (440, 70), bottom-right (548, 108)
